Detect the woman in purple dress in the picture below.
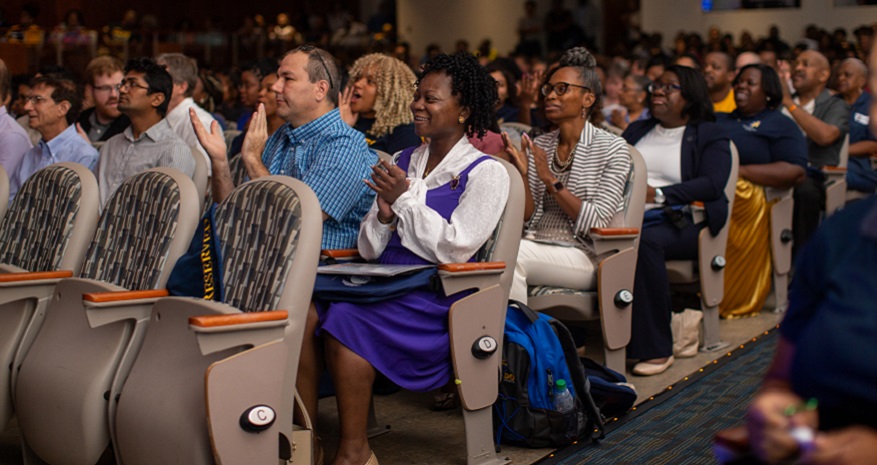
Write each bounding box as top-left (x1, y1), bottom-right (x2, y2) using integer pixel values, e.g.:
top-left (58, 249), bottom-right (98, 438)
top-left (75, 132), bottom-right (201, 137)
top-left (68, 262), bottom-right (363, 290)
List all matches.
top-left (319, 52), bottom-right (510, 465)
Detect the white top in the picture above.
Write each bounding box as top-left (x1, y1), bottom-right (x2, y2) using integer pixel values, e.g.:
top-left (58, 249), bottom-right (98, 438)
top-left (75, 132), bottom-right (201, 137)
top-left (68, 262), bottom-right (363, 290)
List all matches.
top-left (165, 97), bottom-right (218, 174)
top-left (358, 137), bottom-right (510, 264)
top-left (635, 124), bottom-right (685, 210)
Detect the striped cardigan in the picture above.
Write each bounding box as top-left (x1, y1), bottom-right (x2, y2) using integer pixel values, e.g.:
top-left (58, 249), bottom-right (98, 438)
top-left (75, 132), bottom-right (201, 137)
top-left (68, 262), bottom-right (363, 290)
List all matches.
top-left (525, 122), bottom-right (631, 240)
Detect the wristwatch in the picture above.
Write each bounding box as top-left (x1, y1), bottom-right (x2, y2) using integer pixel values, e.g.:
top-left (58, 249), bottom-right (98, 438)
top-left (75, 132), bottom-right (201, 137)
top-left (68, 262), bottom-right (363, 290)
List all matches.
top-left (654, 188), bottom-right (666, 205)
top-left (552, 180), bottom-right (565, 193)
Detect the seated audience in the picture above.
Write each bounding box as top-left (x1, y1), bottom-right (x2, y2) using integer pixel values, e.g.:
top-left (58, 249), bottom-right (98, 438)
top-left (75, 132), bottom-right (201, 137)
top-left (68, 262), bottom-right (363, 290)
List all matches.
top-left (505, 47), bottom-right (631, 304)
top-left (236, 58), bottom-right (278, 130)
top-left (780, 50), bottom-right (849, 257)
top-left (10, 75), bottom-right (98, 200)
top-left (318, 51), bottom-right (509, 465)
top-left (77, 56), bottom-right (131, 143)
top-left (156, 53), bottom-right (221, 171)
top-left (609, 73), bottom-right (651, 131)
top-left (486, 62), bottom-right (522, 124)
top-left (747, 47), bottom-right (877, 464)
top-left (622, 65), bottom-right (732, 376)
top-left (339, 53), bottom-right (421, 154)
top-left (717, 64), bottom-right (806, 318)
top-left (704, 51), bottom-right (737, 113)
top-left (835, 58), bottom-right (877, 193)
top-left (0, 59), bottom-right (33, 175)
top-left (227, 70), bottom-right (284, 159)
top-left (97, 58), bottom-right (195, 205)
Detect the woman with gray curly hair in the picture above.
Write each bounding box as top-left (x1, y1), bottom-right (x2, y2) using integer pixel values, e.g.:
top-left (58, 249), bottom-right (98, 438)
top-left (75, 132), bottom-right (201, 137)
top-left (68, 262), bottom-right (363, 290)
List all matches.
top-left (503, 47), bottom-right (631, 305)
top-left (339, 53), bottom-right (422, 154)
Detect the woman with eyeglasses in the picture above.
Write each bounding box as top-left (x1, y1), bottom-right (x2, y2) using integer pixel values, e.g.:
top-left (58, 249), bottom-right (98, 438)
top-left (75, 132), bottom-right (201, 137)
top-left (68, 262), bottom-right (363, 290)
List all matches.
top-left (621, 64), bottom-right (732, 376)
top-left (716, 64), bottom-right (806, 319)
top-left (504, 47), bottom-right (631, 307)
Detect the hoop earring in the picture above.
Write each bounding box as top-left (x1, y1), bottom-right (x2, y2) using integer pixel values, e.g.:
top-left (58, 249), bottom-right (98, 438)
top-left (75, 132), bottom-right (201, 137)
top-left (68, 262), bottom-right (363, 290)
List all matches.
top-left (458, 116), bottom-right (465, 124)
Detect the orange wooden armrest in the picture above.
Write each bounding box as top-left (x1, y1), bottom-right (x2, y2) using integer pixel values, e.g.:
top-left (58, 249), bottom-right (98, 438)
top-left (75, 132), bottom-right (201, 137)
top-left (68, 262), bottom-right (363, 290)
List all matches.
top-left (590, 227), bottom-right (639, 236)
top-left (83, 289), bottom-right (170, 303)
top-left (713, 425), bottom-right (750, 451)
top-left (189, 310), bottom-right (288, 328)
top-left (0, 270), bottom-right (73, 282)
top-left (321, 249), bottom-right (360, 258)
top-left (691, 201), bottom-right (705, 208)
top-left (822, 165), bottom-right (847, 172)
top-left (438, 262), bottom-right (506, 272)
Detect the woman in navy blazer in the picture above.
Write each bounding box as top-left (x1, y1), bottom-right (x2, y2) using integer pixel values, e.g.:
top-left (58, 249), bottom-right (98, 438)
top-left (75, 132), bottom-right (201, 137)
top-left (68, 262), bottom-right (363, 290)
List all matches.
top-left (622, 65), bottom-right (732, 376)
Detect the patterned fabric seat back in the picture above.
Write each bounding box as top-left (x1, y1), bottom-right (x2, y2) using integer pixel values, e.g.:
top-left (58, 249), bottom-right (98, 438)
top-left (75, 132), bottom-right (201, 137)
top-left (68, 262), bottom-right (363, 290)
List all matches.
top-left (228, 153), bottom-right (250, 187)
top-left (79, 170), bottom-right (183, 289)
top-left (214, 179), bottom-right (304, 312)
top-left (0, 165), bottom-right (83, 271)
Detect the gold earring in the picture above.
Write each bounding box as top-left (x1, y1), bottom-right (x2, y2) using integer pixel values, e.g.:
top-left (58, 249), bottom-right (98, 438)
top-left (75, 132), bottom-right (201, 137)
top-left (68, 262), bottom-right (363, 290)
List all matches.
top-left (458, 116), bottom-right (465, 124)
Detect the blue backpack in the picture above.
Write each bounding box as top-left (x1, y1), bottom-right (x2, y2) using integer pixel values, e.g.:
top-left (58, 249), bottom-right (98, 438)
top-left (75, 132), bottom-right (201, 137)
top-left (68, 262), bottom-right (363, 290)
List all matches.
top-left (494, 301), bottom-right (605, 448)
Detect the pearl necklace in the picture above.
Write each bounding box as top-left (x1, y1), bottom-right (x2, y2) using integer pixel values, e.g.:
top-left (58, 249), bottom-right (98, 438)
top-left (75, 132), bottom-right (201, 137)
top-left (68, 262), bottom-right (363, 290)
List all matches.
top-left (552, 142), bottom-right (577, 173)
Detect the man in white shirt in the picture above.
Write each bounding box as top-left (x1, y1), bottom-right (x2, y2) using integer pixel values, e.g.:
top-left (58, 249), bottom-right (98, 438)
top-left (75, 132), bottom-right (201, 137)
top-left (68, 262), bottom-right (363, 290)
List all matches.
top-left (156, 53), bottom-right (218, 173)
top-left (0, 58), bottom-right (32, 175)
top-left (97, 58), bottom-right (195, 205)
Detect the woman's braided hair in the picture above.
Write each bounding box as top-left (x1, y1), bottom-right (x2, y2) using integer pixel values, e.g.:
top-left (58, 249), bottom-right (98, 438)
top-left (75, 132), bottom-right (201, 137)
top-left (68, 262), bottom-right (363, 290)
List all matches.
top-left (418, 52), bottom-right (499, 139)
top-left (348, 53), bottom-right (416, 138)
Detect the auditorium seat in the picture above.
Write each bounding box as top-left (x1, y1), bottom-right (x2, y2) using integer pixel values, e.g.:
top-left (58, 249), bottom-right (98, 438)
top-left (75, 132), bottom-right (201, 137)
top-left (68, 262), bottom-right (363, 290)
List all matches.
top-left (0, 162), bottom-right (100, 432)
top-left (13, 167), bottom-right (200, 465)
top-left (111, 175), bottom-right (322, 465)
top-left (665, 142), bottom-right (739, 352)
top-left (823, 134), bottom-right (850, 216)
top-left (765, 186), bottom-right (794, 313)
top-left (525, 145), bottom-right (647, 374)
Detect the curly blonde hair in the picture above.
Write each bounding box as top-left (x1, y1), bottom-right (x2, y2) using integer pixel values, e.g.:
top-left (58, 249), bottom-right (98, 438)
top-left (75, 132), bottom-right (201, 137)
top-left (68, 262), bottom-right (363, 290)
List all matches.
top-left (348, 54), bottom-right (416, 139)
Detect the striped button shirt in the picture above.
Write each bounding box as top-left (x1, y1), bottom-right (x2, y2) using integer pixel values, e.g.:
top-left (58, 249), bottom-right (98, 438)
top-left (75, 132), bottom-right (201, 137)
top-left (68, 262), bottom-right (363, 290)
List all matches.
top-left (262, 108), bottom-right (376, 249)
top-left (98, 119), bottom-right (196, 206)
top-left (525, 122), bottom-right (631, 245)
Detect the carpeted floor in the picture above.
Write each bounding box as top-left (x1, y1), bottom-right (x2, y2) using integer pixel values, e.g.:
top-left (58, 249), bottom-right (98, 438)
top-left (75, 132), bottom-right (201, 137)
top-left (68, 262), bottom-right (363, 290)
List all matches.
top-left (536, 328), bottom-right (778, 465)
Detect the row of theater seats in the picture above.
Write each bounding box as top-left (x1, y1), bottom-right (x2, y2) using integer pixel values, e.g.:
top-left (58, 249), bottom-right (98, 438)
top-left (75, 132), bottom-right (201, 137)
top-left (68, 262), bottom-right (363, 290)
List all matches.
top-left (0, 126), bottom-right (851, 464)
top-left (0, 153), bottom-right (529, 465)
top-left (0, 161), bottom-right (330, 465)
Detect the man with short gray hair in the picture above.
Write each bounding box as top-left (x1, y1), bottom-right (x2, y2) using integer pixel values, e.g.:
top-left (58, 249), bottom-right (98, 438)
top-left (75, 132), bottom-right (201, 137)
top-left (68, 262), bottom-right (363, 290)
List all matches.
top-left (156, 53), bottom-right (219, 171)
top-left (836, 57), bottom-right (877, 193)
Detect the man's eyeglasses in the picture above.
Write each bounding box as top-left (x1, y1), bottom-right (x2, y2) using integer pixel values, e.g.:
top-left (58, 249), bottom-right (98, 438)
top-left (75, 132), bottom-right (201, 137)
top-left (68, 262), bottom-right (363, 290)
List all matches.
top-left (648, 83), bottom-right (683, 94)
top-left (120, 79), bottom-right (150, 92)
top-left (298, 44), bottom-right (334, 91)
top-left (24, 95), bottom-right (51, 105)
top-left (541, 82), bottom-right (590, 97)
top-left (93, 84), bottom-right (123, 93)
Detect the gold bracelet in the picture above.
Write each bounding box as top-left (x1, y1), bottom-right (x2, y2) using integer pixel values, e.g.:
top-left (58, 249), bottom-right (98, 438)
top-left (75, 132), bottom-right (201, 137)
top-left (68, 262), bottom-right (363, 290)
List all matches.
top-left (377, 213), bottom-right (395, 225)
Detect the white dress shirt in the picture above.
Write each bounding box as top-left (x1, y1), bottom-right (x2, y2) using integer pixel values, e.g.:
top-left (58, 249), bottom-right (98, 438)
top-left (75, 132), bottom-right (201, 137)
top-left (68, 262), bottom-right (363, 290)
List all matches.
top-left (165, 97), bottom-right (218, 174)
top-left (358, 137), bottom-right (510, 264)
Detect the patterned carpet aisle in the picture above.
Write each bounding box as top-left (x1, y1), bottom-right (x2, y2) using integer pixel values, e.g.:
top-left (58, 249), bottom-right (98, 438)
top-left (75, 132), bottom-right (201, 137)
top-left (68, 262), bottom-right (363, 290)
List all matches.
top-left (537, 328), bottom-right (778, 465)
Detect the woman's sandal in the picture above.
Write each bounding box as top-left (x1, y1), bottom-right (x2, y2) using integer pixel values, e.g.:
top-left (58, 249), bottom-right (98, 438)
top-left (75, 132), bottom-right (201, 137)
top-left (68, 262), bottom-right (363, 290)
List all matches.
top-left (431, 391), bottom-right (460, 411)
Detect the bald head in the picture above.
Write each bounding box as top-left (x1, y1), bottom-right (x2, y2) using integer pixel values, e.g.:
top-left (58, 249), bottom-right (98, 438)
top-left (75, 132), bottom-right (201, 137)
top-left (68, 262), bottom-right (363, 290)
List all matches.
top-left (735, 52), bottom-right (761, 71)
top-left (792, 50), bottom-right (831, 94)
top-left (836, 57), bottom-right (868, 102)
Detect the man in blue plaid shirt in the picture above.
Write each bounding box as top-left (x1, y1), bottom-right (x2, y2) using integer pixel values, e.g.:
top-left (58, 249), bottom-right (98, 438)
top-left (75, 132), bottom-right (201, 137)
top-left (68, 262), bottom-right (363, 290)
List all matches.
top-left (192, 45), bottom-right (376, 249)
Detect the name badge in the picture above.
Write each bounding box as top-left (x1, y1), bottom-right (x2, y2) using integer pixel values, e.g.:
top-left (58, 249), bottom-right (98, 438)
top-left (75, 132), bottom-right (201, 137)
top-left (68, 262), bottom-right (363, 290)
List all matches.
top-left (855, 112), bottom-right (870, 126)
